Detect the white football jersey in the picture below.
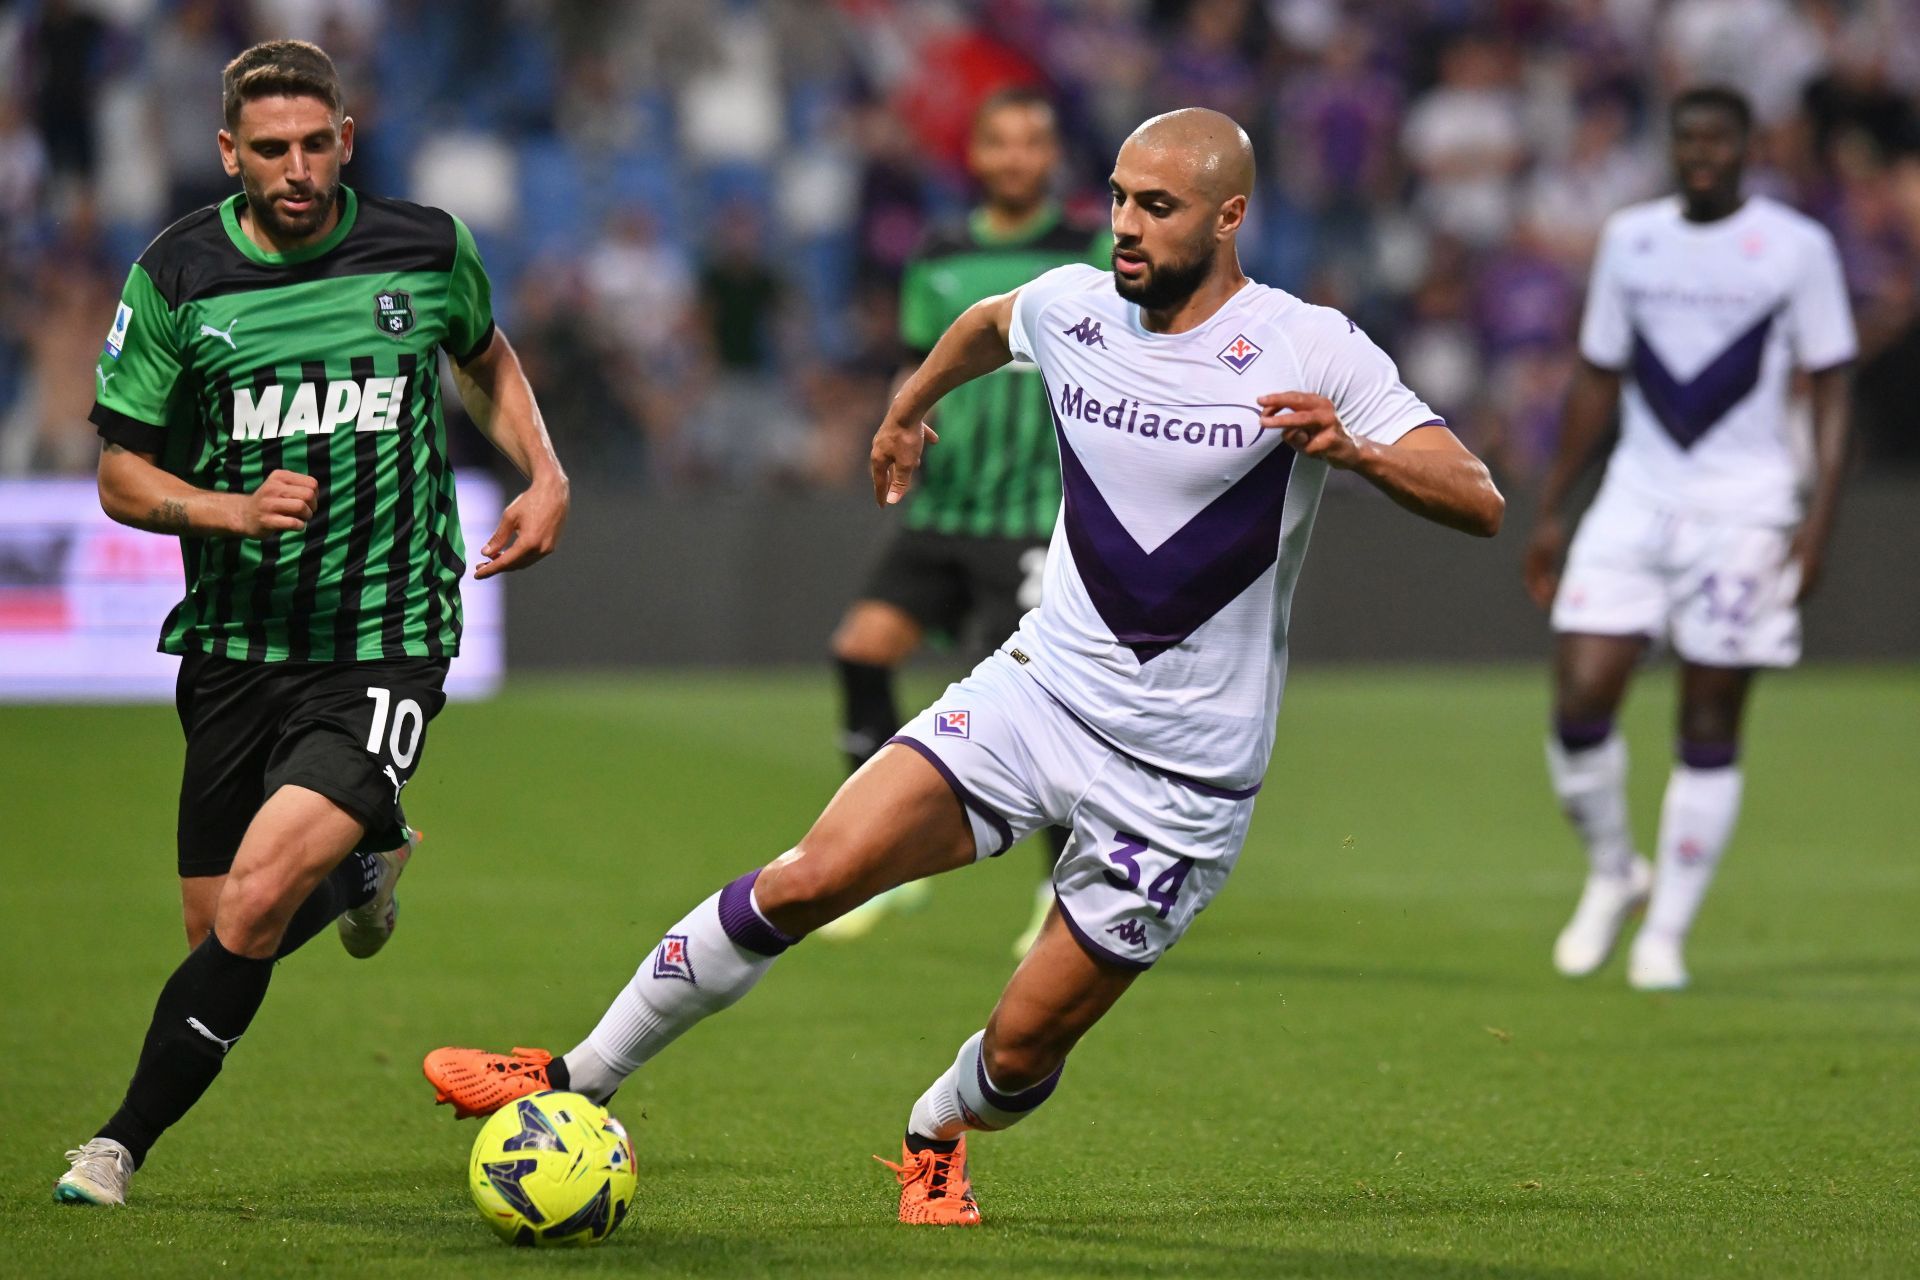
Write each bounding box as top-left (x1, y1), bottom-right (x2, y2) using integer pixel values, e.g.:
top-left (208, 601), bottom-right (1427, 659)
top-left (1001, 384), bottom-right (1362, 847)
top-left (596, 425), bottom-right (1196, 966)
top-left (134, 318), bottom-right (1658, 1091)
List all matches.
top-left (1580, 194), bottom-right (1856, 524)
top-left (1002, 264), bottom-right (1440, 791)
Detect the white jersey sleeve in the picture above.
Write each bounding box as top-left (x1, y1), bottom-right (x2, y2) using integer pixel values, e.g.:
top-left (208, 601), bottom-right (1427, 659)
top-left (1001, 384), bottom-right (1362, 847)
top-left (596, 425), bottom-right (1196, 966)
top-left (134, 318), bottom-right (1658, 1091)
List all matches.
top-left (1578, 215), bottom-right (1634, 370)
top-left (1286, 306), bottom-right (1442, 446)
top-left (1784, 225), bottom-right (1857, 372)
top-left (1010, 264), bottom-right (1106, 363)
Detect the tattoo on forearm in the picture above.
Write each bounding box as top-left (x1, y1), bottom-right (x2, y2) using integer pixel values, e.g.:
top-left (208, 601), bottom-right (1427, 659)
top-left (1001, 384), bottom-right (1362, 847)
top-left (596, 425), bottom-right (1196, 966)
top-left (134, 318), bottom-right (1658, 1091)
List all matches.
top-left (149, 499), bottom-right (190, 531)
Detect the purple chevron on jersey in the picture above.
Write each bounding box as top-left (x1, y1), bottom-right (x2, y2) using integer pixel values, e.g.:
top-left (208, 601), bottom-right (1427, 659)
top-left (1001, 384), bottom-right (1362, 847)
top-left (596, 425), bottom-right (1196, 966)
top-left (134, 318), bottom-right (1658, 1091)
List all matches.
top-left (1630, 309), bottom-right (1777, 450)
top-left (1054, 423), bottom-right (1294, 663)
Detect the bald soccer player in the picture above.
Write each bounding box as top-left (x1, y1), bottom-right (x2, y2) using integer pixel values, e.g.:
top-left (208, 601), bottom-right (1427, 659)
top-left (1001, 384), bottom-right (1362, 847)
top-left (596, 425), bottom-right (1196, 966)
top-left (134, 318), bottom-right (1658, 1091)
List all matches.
top-left (424, 111), bottom-right (1503, 1225)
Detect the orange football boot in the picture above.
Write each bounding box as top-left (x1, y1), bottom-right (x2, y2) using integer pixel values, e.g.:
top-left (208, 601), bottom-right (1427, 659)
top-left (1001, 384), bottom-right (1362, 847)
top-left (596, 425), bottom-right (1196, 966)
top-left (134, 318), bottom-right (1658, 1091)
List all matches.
top-left (875, 1136), bottom-right (982, 1226)
top-left (422, 1046), bottom-right (554, 1119)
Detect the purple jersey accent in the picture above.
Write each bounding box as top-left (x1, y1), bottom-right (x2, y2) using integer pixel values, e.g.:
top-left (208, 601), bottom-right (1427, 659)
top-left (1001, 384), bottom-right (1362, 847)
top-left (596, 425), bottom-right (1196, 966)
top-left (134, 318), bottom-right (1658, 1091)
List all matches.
top-left (1678, 739), bottom-right (1739, 770)
top-left (1053, 416), bottom-right (1295, 663)
top-left (974, 1047), bottom-right (1062, 1113)
top-left (1630, 310), bottom-right (1777, 450)
top-left (888, 735), bottom-right (1014, 856)
top-left (1054, 892), bottom-right (1155, 971)
top-left (716, 870), bottom-right (796, 957)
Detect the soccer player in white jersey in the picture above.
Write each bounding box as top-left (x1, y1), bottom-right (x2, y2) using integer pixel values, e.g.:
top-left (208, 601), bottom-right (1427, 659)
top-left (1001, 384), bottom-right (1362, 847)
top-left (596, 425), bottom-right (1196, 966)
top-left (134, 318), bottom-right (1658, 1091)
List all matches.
top-left (1526, 87), bottom-right (1856, 992)
top-left (425, 109), bottom-right (1503, 1225)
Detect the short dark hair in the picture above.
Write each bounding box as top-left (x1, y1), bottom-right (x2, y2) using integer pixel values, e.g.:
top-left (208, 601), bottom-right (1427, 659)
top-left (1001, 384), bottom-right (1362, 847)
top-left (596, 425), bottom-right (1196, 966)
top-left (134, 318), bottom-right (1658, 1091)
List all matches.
top-left (222, 40), bottom-right (343, 131)
top-left (973, 84), bottom-right (1056, 135)
top-left (1671, 85), bottom-right (1752, 137)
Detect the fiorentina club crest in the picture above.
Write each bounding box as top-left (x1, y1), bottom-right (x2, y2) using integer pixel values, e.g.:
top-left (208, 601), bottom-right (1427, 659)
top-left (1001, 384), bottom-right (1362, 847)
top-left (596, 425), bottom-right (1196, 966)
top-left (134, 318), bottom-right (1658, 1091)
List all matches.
top-left (1217, 333), bottom-right (1262, 373)
top-left (652, 934), bottom-right (696, 984)
top-left (935, 710), bottom-right (970, 739)
top-left (374, 289), bottom-right (415, 337)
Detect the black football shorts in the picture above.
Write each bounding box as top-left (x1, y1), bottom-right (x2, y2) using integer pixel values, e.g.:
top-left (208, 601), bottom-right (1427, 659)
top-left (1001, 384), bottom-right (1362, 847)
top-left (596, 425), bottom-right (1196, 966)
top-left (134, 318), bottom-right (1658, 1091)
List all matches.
top-left (860, 528), bottom-right (1050, 653)
top-left (173, 649), bottom-right (450, 876)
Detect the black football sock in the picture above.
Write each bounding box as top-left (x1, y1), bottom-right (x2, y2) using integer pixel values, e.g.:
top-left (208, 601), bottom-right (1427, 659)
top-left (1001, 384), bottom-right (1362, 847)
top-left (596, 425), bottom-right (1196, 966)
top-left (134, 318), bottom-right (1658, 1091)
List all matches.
top-left (905, 1131), bottom-right (960, 1155)
top-left (273, 852), bottom-right (383, 959)
top-left (546, 1056), bottom-right (571, 1091)
top-left (1043, 825), bottom-right (1070, 874)
top-left (836, 659), bottom-right (899, 771)
top-left (96, 935), bottom-right (274, 1168)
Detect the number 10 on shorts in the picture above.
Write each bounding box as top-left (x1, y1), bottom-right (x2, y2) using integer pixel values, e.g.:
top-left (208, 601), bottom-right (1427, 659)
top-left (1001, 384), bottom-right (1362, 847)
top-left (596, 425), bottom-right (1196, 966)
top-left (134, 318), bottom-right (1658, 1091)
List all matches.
top-left (365, 686), bottom-right (424, 768)
top-left (1102, 833), bottom-right (1194, 919)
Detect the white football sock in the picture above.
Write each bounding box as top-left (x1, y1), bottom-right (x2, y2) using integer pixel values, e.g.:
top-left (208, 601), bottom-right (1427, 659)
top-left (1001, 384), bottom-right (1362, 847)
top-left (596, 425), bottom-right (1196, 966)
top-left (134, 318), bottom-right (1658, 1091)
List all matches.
top-left (559, 869), bottom-right (796, 1104)
top-left (1546, 733), bottom-right (1635, 879)
top-left (1644, 763), bottom-right (1744, 941)
top-left (907, 1030), bottom-right (1062, 1141)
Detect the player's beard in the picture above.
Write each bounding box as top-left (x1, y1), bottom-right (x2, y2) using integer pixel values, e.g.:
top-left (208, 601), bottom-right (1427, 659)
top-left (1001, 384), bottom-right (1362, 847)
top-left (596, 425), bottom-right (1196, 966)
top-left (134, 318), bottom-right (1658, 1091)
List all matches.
top-left (1112, 242), bottom-right (1215, 312)
top-left (239, 172), bottom-right (340, 244)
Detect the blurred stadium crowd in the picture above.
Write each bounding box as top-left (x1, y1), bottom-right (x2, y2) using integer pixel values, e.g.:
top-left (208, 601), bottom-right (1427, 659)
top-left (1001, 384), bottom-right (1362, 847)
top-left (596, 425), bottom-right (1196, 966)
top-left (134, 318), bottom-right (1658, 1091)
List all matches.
top-left (4, 0), bottom-right (1919, 489)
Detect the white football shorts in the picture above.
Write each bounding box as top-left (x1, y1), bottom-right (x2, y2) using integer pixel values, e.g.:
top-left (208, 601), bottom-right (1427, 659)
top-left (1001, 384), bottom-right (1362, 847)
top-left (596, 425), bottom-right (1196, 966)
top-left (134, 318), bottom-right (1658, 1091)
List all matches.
top-left (1551, 483), bottom-right (1803, 668)
top-left (890, 650), bottom-right (1258, 969)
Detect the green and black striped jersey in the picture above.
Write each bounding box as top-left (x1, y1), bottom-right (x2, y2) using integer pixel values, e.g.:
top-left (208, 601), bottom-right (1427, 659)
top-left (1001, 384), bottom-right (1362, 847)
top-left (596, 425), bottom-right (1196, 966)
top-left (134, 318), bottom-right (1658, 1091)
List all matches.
top-left (89, 187), bottom-right (494, 663)
top-left (899, 206), bottom-right (1111, 540)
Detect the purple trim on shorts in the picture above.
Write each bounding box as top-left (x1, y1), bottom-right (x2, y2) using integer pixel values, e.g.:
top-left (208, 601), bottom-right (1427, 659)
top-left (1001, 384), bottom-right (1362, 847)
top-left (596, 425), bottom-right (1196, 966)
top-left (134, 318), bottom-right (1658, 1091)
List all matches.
top-left (1678, 739), bottom-right (1739, 770)
top-left (974, 1048), bottom-right (1062, 1113)
top-left (716, 870), bottom-right (797, 957)
top-left (1019, 670), bottom-right (1262, 800)
top-left (886, 735), bottom-right (1015, 857)
top-left (1053, 893), bottom-right (1154, 972)
top-left (1554, 716), bottom-right (1615, 752)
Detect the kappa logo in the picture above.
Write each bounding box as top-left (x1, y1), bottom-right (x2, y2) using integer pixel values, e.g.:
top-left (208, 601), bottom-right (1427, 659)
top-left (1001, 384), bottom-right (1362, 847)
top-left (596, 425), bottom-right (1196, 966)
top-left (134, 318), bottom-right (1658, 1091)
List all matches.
top-left (1063, 316), bottom-right (1109, 348)
top-left (199, 317), bottom-right (241, 350)
top-left (653, 934), bottom-right (696, 984)
top-left (1106, 919), bottom-right (1149, 949)
top-left (1216, 333), bottom-right (1262, 374)
top-left (935, 710), bottom-right (970, 739)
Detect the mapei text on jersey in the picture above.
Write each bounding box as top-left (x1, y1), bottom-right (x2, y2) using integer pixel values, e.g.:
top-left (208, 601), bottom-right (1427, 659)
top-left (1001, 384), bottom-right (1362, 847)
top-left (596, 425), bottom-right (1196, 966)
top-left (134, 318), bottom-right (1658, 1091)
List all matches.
top-left (229, 374), bottom-right (411, 440)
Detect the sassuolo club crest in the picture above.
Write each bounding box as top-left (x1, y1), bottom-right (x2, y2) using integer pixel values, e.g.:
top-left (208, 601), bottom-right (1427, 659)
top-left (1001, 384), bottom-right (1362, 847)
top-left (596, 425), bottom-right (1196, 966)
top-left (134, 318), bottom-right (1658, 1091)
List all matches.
top-left (374, 289), bottom-right (415, 337)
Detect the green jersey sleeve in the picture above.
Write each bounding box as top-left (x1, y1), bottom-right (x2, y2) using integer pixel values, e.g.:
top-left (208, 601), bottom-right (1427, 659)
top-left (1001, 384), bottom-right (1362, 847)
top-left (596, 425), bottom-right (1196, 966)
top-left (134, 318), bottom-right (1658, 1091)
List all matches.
top-left (445, 216), bottom-right (496, 364)
top-left (898, 258), bottom-right (943, 356)
top-left (89, 264), bottom-right (189, 455)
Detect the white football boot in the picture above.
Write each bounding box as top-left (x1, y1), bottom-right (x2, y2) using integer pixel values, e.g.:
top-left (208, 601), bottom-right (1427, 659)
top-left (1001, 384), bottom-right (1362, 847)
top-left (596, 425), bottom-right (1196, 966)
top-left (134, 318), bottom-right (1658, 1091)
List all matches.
top-left (814, 881), bottom-right (932, 942)
top-left (54, 1138), bottom-right (134, 1206)
top-left (338, 827), bottom-right (420, 959)
top-left (1552, 855), bottom-right (1652, 977)
top-left (1628, 930), bottom-right (1690, 991)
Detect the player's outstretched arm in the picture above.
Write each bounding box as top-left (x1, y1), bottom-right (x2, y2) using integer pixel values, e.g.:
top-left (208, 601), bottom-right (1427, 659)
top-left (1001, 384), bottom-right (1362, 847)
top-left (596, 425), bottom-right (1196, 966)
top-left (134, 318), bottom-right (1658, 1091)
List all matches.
top-left (871, 290), bottom-right (1019, 505)
top-left (451, 328), bottom-right (570, 580)
top-left (1523, 360), bottom-right (1621, 608)
top-left (98, 441), bottom-right (317, 537)
top-left (1258, 393), bottom-right (1504, 537)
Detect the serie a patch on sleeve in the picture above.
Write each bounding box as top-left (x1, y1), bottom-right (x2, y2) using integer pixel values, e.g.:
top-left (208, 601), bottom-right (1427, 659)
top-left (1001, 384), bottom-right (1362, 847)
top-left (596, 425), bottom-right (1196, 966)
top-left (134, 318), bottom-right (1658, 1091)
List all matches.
top-left (106, 302), bottom-right (132, 358)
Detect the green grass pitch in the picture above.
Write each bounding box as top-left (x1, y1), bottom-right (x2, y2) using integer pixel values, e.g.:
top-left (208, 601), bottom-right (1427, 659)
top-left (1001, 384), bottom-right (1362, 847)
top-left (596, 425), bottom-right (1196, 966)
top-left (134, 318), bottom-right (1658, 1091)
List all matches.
top-left (3, 665), bottom-right (1916, 1278)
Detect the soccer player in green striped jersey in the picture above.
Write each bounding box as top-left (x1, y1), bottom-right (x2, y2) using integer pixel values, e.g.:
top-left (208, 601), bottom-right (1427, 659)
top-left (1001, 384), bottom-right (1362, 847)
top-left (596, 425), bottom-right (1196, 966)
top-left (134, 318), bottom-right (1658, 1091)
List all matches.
top-left (55, 40), bottom-right (569, 1208)
top-left (823, 88), bottom-right (1109, 949)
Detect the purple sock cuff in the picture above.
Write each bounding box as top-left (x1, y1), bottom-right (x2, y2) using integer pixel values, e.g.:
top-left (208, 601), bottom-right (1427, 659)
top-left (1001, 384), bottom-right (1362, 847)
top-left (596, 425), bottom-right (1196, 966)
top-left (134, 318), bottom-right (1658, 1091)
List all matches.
top-left (716, 870), bottom-right (797, 957)
top-left (976, 1052), bottom-right (1063, 1114)
top-left (1678, 740), bottom-right (1739, 770)
top-left (1554, 717), bottom-right (1615, 752)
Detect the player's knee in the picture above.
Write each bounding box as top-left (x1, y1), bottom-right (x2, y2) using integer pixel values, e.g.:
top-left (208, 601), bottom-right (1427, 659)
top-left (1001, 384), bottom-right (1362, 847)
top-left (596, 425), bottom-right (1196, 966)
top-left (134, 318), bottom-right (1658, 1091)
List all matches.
top-left (755, 845), bottom-right (861, 919)
top-left (214, 866), bottom-right (299, 957)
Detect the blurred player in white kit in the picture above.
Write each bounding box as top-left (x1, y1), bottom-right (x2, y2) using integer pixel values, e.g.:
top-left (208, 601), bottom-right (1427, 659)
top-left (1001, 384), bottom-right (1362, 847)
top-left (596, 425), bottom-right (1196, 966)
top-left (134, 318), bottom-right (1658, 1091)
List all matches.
top-left (1525, 87), bottom-right (1857, 991)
